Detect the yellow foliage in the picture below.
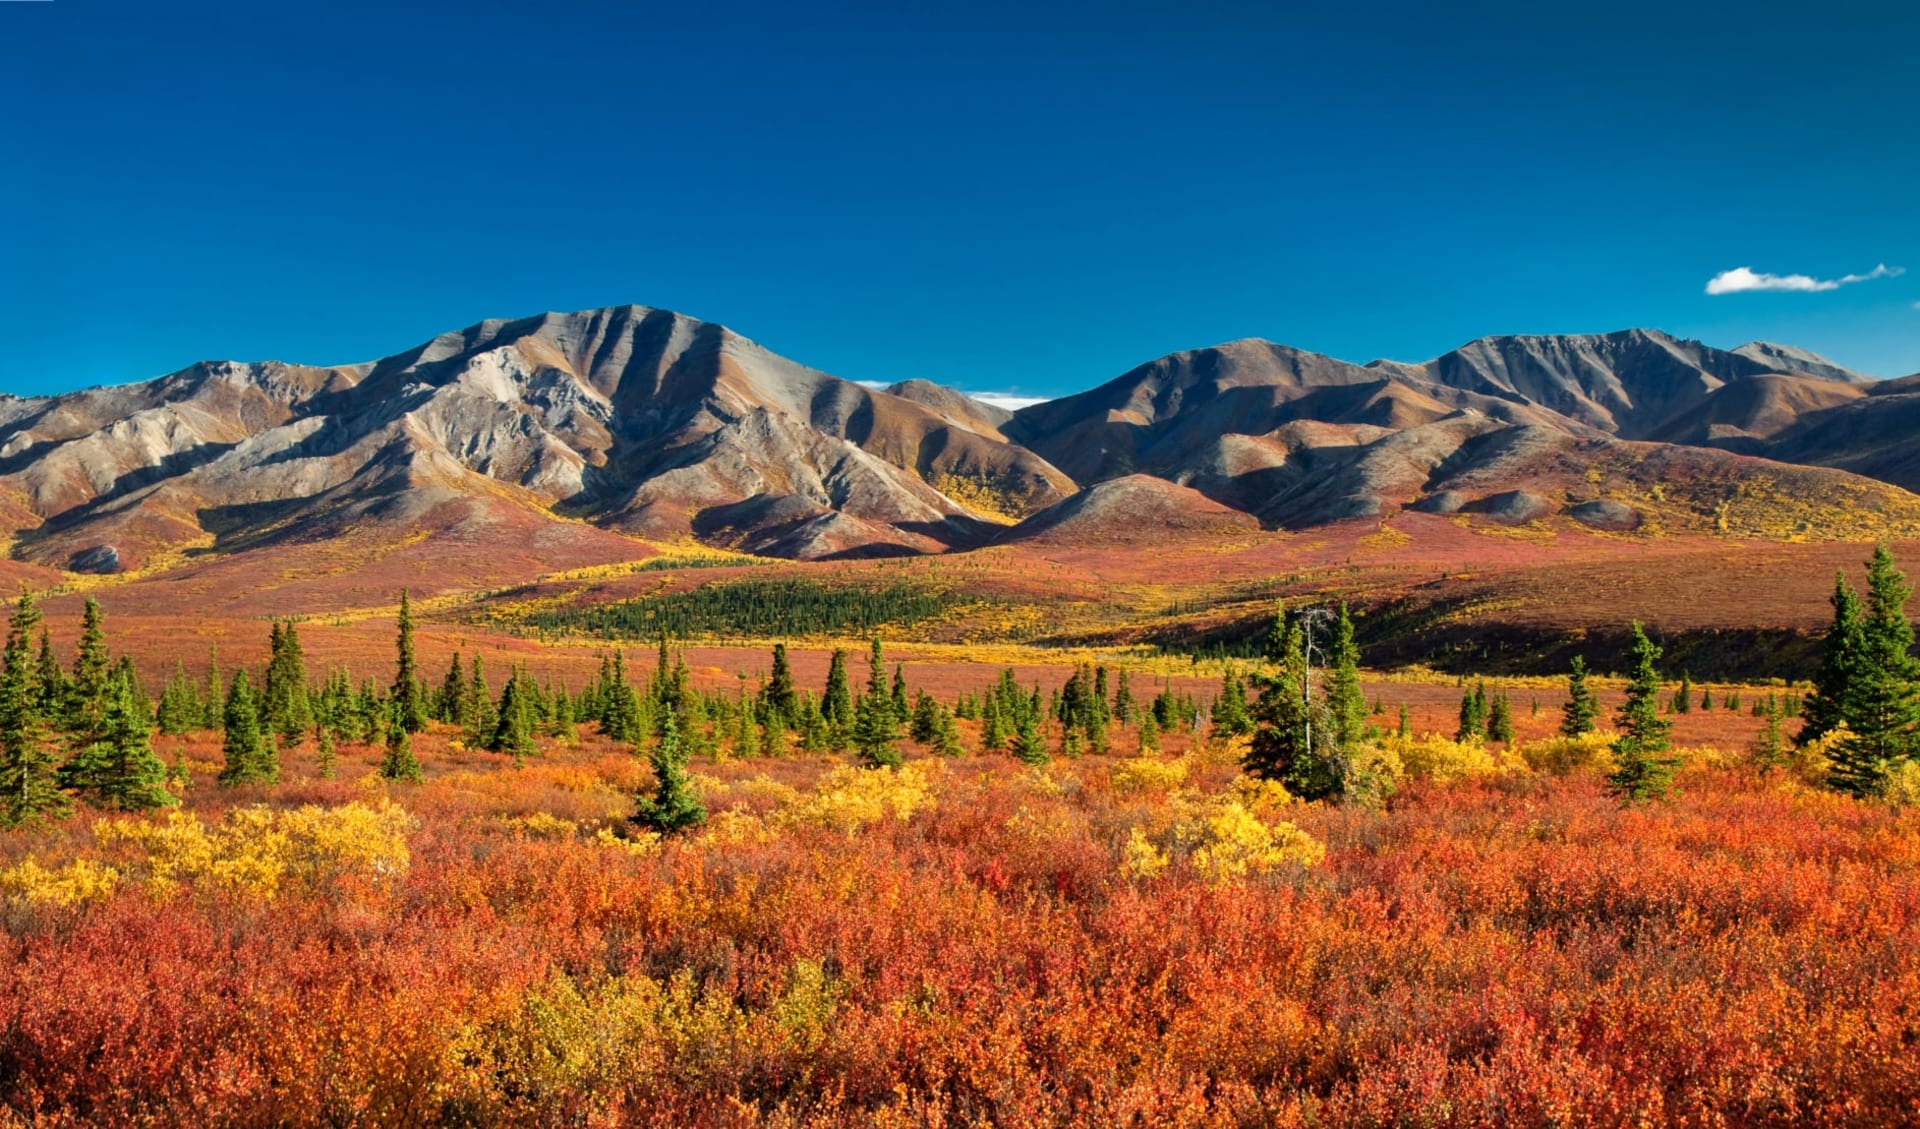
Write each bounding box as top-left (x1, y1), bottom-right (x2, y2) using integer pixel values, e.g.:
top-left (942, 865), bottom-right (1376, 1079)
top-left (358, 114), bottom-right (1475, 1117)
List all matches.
top-left (1181, 801), bottom-right (1325, 884)
top-left (1119, 826), bottom-right (1169, 879)
top-left (594, 826), bottom-right (659, 856)
top-left (1517, 731), bottom-right (1619, 776)
top-left (777, 763), bottom-right (940, 834)
top-left (503, 812), bottom-right (579, 840)
top-left (0, 857), bottom-right (120, 908)
top-left (1791, 724), bottom-right (1849, 786)
top-left (697, 808), bottom-right (775, 846)
top-left (94, 800), bottom-right (414, 899)
top-left (1882, 761), bottom-right (1920, 810)
top-left (1385, 733), bottom-right (1524, 782)
top-left (1226, 775), bottom-right (1299, 818)
top-left (1110, 756), bottom-right (1188, 796)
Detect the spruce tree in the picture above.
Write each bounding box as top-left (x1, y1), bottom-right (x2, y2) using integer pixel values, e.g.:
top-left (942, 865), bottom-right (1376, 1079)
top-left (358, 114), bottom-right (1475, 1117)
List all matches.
top-left (1751, 695), bottom-right (1788, 774)
top-left (1672, 672), bottom-right (1694, 715)
top-left (264, 620), bottom-right (312, 745)
top-left (75, 668), bottom-right (175, 810)
top-left (1324, 604), bottom-right (1368, 747)
top-left (1009, 704), bottom-right (1047, 765)
top-left (1210, 670), bottom-right (1253, 737)
top-left (218, 671), bottom-right (277, 786)
top-left (822, 649), bottom-right (852, 730)
top-left (64, 596), bottom-right (112, 737)
top-left (34, 629), bottom-right (65, 720)
top-left (981, 695), bottom-right (1007, 751)
top-left (766, 642), bottom-right (797, 721)
top-left (381, 701), bottom-right (423, 782)
top-left (1137, 707), bottom-right (1159, 753)
top-left (1830, 545), bottom-right (1920, 797)
top-left (634, 711), bottom-right (705, 833)
top-left (1487, 693), bottom-right (1514, 743)
top-left (1397, 703), bottom-right (1411, 740)
top-left (1607, 622), bottom-right (1678, 802)
top-left (489, 670), bottom-right (536, 762)
top-left (1560, 655), bottom-right (1599, 737)
top-left (437, 652), bottom-right (466, 725)
top-left (315, 724), bottom-right (337, 779)
top-left (0, 592), bottom-right (68, 827)
top-left (1246, 610), bottom-right (1340, 801)
top-left (852, 640), bottom-right (903, 768)
top-left (890, 663), bottom-right (909, 723)
top-left (1113, 669), bottom-right (1133, 725)
top-left (391, 590), bottom-right (427, 733)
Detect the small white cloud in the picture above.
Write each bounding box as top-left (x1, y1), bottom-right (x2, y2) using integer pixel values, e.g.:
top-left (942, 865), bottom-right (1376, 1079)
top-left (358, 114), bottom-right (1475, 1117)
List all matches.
top-left (1706, 263), bottom-right (1904, 295)
top-left (968, 392), bottom-right (1050, 411)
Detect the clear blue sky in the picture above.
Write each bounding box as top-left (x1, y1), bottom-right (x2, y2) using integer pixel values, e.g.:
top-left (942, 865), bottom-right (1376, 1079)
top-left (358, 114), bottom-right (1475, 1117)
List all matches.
top-left (4, 0), bottom-right (1915, 399)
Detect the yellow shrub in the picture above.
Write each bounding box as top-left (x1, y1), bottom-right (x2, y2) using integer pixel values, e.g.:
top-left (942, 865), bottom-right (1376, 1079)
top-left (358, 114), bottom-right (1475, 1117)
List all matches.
top-left (594, 826), bottom-right (659, 856)
top-left (1110, 756), bottom-right (1187, 796)
top-left (0, 858), bottom-right (120, 908)
top-left (1119, 826), bottom-right (1169, 879)
top-left (1883, 760), bottom-right (1920, 809)
top-left (1226, 775), bottom-right (1297, 818)
top-left (1387, 734), bottom-right (1523, 782)
top-left (697, 809), bottom-right (774, 846)
top-left (95, 799), bottom-right (414, 899)
top-left (1791, 724), bottom-right (1849, 786)
top-left (777, 763), bottom-right (939, 834)
top-left (1182, 801), bottom-right (1325, 884)
top-left (1517, 731), bottom-right (1618, 776)
top-left (504, 812), bottom-right (579, 840)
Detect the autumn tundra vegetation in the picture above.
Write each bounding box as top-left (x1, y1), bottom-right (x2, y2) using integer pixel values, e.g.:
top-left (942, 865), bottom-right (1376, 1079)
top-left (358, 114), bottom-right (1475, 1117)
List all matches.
top-left (0, 553), bottom-right (1918, 1126)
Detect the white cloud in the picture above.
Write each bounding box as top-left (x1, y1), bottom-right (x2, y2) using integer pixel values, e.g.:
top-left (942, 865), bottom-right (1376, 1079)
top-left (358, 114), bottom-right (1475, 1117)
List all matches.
top-left (968, 392), bottom-right (1050, 411)
top-left (858, 379), bottom-right (1049, 410)
top-left (1706, 263), bottom-right (1904, 295)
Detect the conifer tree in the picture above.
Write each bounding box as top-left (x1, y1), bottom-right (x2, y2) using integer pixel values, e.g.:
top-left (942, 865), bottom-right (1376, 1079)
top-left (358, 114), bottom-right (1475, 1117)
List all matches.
top-left (766, 642), bottom-right (797, 721)
top-left (1210, 669), bottom-right (1253, 737)
top-left (981, 695), bottom-right (1007, 751)
top-left (1802, 572), bottom-right (1866, 748)
top-left (0, 592), bottom-right (68, 827)
top-left (1751, 695), bottom-right (1788, 774)
top-left (1137, 707), bottom-right (1159, 753)
top-left (852, 639), bottom-right (903, 768)
top-left (464, 655), bottom-right (496, 746)
top-left (1607, 622), bottom-right (1678, 802)
top-left (910, 691), bottom-right (942, 744)
top-left (1113, 669), bottom-right (1133, 724)
top-left (1324, 604), bottom-right (1368, 747)
top-left (1487, 692), bottom-right (1514, 743)
top-left (634, 711), bottom-right (704, 833)
top-left (437, 652), bottom-right (466, 725)
top-left (66, 668), bottom-right (175, 810)
top-left (822, 649), bottom-right (852, 729)
top-left (1560, 655), bottom-right (1599, 737)
top-left (489, 669), bottom-right (536, 762)
top-left (1456, 689), bottom-right (1486, 741)
top-left (64, 596), bottom-right (113, 737)
top-left (1009, 703), bottom-right (1047, 765)
top-left (1397, 703), bottom-right (1411, 740)
top-left (218, 671), bottom-right (276, 786)
top-left (34, 629), bottom-right (65, 720)
top-left (890, 663), bottom-right (909, 723)
top-left (1246, 609), bottom-right (1341, 801)
top-left (1830, 545), bottom-right (1920, 797)
top-left (1672, 672), bottom-right (1694, 715)
top-left (263, 620), bottom-right (312, 745)
top-left (315, 723), bottom-right (337, 780)
top-left (391, 590), bottom-right (427, 733)
top-left (381, 701), bottom-right (423, 782)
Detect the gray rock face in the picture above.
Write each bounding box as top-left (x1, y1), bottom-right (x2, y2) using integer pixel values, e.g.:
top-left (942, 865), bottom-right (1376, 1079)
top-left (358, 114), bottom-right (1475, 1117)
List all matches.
top-left (69, 545), bottom-right (120, 574)
top-left (1413, 491), bottom-right (1467, 514)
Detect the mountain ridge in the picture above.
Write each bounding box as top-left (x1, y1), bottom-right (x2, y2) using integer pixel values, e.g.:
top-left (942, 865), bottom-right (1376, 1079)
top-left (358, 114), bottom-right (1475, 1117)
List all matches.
top-left (4, 306), bottom-right (1915, 578)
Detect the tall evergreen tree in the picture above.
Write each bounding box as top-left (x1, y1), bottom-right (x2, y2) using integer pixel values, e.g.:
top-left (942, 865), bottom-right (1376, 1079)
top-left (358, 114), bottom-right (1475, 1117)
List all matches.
top-left (66, 596), bottom-right (112, 736)
top-left (889, 663), bottom-right (909, 723)
top-left (766, 642), bottom-right (798, 721)
top-left (1324, 604), bottom-right (1368, 747)
top-left (1801, 571), bottom-right (1866, 746)
top-left (391, 590), bottom-right (427, 733)
top-left (1487, 693), bottom-right (1514, 743)
top-left (634, 711), bottom-right (705, 833)
top-left (852, 639), bottom-right (903, 768)
top-left (263, 620), bottom-right (312, 745)
top-left (34, 629), bottom-right (65, 720)
top-left (1210, 669), bottom-right (1253, 737)
top-left (437, 651), bottom-right (466, 725)
top-left (0, 592), bottom-right (68, 827)
top-left (218, 671), bottom-right (277, 786)
top-left (1607, 622), bottom-right (1678, 802)
top-left (1830, 545), bottom-right (1920, 797)
top-left (381, 701), bottom-right (423, 782)
top-left (1113, 669), bottom-right (1134, 725)
top-left (1560, 655), bottom-right (1599, 737)
top-left (1246, 610), bottom-right (1340, 801)
top-left (1008, 702), bottom-right (1047, 765)
top-left (489, 669), bottom-right (537, 762)
top-left (822, 649), bottom-right (853, 729)
top-left (63, 668), bottom-right (175, 810)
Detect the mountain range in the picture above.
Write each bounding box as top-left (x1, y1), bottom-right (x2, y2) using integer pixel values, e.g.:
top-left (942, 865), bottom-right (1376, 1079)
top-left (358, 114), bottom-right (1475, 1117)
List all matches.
top-left (5, 305), bottom-right (1920, 575)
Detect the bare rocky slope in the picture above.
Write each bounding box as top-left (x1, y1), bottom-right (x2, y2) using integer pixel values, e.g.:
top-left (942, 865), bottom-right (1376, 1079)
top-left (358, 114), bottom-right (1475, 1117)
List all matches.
top-left (4, 311), bottom-right (1916, 575)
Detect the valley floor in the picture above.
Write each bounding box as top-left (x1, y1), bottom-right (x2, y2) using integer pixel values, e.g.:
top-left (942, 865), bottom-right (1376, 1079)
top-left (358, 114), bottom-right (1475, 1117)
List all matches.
top-left (0, 718), bottom-right (1913, 1127)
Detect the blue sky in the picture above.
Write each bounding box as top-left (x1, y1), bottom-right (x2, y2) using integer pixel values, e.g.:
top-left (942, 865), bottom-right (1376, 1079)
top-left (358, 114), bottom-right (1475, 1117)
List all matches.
top-left (3, 0), bottom-right (1915, 399)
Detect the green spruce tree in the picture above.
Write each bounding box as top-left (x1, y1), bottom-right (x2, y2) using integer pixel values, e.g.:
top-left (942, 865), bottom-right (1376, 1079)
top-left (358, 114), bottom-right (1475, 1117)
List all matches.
top-left (1560, 655), bottom-right (1599, 737)
top-left (634, 711), bottom-right (705, 833)
top-left (0, 592), bottom-right (68, 827)
top-left (1607, 622), bottom-right (1678, 802)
